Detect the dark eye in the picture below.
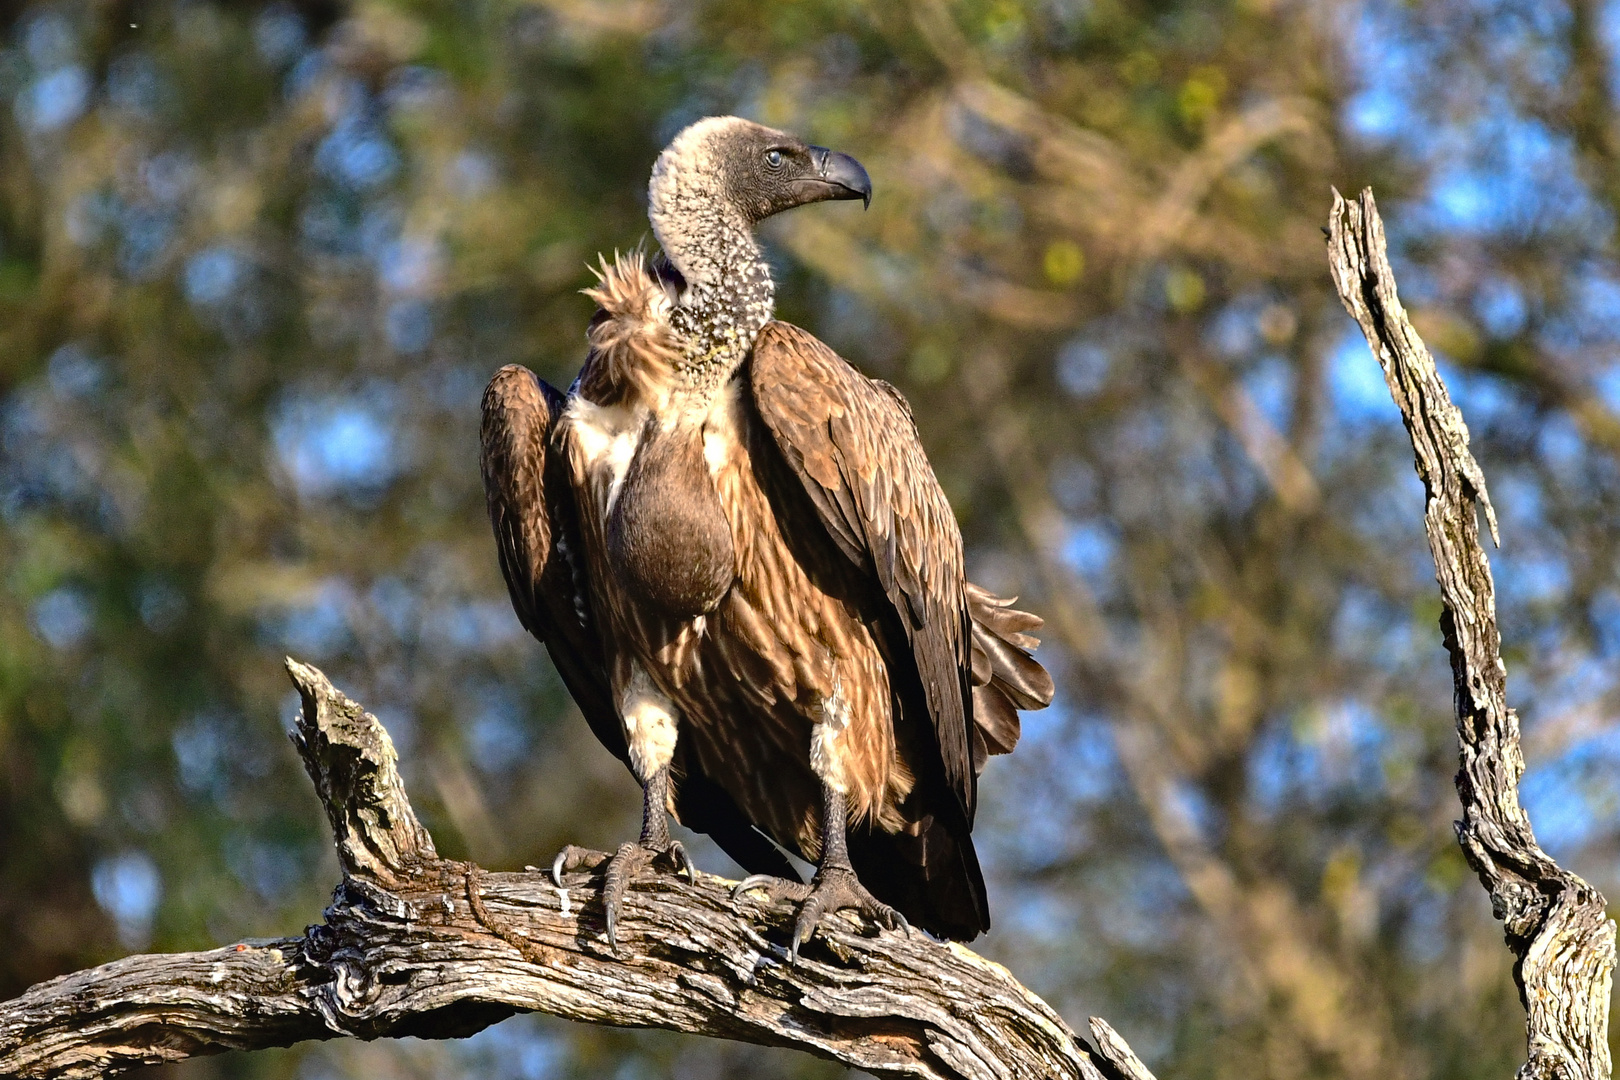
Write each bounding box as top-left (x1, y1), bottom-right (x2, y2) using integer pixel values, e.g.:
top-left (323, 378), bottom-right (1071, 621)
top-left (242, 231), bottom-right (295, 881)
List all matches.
top-left (765, 149), bottom-right (783, 168)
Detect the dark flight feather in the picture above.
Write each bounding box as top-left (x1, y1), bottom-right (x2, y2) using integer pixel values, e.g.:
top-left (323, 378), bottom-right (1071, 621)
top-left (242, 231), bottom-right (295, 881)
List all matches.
top-left (480, 365), bottom-right (626, 761)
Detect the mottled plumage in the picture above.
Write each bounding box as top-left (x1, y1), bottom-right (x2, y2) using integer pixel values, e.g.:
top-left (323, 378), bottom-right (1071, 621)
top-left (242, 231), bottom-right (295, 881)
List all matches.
top-left (480, 117), bottom-right (1053, 944)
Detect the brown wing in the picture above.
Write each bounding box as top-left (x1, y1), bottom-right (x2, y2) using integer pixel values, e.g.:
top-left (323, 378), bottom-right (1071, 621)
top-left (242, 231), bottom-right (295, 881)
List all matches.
top-left (481, 365), bottom-right (625, 760)
top-left (483, 363), bottom-right (802, 881)
top-left (868, 383), bottom-right (1056, 772)
top-left (749, 322), bottom-right (977, 823)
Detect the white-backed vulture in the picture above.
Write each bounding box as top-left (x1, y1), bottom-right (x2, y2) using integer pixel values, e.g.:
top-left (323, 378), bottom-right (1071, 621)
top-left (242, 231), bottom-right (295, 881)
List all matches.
top-left (480, 116), bottom-right (1053, 949)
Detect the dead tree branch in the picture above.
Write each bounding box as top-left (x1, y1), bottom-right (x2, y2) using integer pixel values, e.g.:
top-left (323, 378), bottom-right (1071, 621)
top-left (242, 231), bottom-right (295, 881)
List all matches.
top-left (0, 659), bottom-right (1151, 1080)
top-left (1327, 187), bottom-right (1617, 1080)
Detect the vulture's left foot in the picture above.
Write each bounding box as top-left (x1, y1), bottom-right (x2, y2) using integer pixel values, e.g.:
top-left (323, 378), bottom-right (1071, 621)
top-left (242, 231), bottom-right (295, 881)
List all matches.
top-left (734, 866), bottom-right (910, 960)
top-left (733, 782), bottom-right (910, 959)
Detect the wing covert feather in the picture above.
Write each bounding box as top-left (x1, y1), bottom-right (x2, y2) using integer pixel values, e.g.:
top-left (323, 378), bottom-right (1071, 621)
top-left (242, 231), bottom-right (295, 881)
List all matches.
top-left (749, 322), bottom-right (976, 821)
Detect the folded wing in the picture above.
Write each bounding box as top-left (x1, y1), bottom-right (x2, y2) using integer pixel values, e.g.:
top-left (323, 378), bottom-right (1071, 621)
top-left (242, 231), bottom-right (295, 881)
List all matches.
top-left (750, 322), bottom-right (976, 825)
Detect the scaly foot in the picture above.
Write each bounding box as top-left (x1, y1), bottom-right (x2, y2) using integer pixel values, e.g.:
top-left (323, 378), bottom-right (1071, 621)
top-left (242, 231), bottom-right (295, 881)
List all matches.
top-left (552, 840), bottom-right (694, 950)
top-left (734, 866), bottom-right (909, 960)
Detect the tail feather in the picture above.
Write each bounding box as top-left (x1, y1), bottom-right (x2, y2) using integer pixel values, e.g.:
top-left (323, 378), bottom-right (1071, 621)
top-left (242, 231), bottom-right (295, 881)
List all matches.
top-left (972, 682), bottom-right (1021, 757)
top-left (965, 582), bottom-right (1055, 775)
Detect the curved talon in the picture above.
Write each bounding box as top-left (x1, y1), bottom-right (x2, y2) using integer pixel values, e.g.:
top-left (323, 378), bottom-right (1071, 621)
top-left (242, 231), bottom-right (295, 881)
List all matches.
top-left (790, 904), bottom-right (826, 962)
top-left (601, 842), bottom-right (643, 951)
top-left (732, 873), bottom-right (790, 902)
top-left (550, 844), bottom-right (606, 889)
top-left (597, 839), bottom-right (693, 952)
top-left (554, 766), bottom-right (694, 953)
top-left (765, 866), bottom-right (907, 961)
top-left (551, 850), bottom-right (569, 890)
top-left (731, 873), bottom-right (812, 913)
top-left (669, 840), bottom-right (696, 883)
top-left (728, 868), bottom-right (904, 958)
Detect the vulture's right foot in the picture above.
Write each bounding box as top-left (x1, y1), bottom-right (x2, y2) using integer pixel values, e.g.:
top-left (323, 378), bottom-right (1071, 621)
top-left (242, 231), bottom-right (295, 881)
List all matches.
top-left (550, 839), bottom-right (694, 950)
top-left (551, 764), bottom-right (695, 951)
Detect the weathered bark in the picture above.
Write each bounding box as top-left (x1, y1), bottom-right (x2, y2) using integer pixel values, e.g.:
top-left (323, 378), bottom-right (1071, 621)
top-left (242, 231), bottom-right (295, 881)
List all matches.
top-left (0, 659), bottom-right (1145, 1080)
top-left (1327, 188), bottom-right (1617, 1080)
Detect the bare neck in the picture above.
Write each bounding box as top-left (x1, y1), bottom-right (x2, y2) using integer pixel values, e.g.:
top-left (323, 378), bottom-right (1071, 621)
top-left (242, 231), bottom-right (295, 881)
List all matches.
top-left (648, 171), bottom-right (775, 403)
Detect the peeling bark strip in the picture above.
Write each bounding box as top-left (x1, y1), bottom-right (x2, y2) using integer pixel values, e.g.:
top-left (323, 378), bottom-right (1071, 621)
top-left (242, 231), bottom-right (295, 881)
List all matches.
top-left (1327, 188), bottom-right (1617, 1080)
top-left (0, 659), bottom-right (1143, 1080)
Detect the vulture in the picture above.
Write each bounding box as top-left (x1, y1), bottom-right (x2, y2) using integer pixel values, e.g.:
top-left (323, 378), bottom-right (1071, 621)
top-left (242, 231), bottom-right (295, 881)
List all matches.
top-left (480, 116), bottom-right (1054, 950)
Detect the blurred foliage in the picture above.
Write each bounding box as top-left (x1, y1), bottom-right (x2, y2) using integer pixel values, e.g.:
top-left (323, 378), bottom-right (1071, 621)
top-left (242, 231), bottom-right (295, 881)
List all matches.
top-left (3, 0), bottom-right (1620, 1078)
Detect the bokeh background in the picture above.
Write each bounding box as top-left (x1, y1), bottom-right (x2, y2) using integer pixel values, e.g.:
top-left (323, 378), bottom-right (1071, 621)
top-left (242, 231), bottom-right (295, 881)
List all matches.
top-left (3, 0), bottom-right (1619, 1076)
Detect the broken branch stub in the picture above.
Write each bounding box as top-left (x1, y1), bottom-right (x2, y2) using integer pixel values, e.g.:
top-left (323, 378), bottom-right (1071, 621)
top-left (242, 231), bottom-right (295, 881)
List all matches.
top-left (285, 657), bottom-right (436, 885)
top-left (1326, 187), bottom-right (1616, 1080)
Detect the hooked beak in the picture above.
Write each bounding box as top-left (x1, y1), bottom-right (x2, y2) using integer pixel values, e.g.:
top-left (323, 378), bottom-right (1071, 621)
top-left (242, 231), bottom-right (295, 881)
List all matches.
top-left (805, 146), bottom-right (873, 209)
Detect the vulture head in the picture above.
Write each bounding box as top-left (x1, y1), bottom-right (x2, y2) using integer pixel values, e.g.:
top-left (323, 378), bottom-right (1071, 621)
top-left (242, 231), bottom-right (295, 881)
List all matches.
top-left (650, 116), bottom-right (872, 228)
top-left (648, 117), bottom-right (870, 296)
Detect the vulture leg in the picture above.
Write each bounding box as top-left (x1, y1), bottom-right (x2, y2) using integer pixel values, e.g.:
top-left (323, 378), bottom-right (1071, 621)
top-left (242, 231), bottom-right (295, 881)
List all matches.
top-left (733, 782), bottom-right (910, 960)
top-left (552, 764), bottom-right (694, 951)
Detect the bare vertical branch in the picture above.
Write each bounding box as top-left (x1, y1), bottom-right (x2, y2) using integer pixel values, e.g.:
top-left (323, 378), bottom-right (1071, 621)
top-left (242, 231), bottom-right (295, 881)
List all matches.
top-left (1327, 187), bottom-right (1616, 1080)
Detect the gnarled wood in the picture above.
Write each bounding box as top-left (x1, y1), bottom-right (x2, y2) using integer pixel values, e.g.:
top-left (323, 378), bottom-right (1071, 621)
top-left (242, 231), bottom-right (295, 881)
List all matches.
top-left (1327, 187), bottom-right (1616, 1080)
top-left (286, 659), bottom-right (437, 886)
top-left (0, 658), bottom-right (1131, 1080)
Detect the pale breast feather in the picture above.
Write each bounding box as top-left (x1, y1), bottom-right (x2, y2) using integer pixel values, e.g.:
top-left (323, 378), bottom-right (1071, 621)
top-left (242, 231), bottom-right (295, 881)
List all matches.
top-left (563, 395), bottom-right (645, 523)
top-left (701, 379), bottom-right (743, 478)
